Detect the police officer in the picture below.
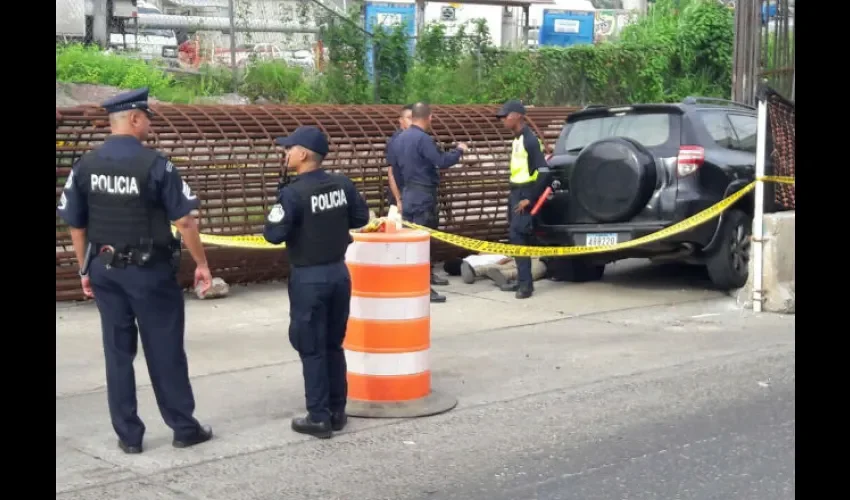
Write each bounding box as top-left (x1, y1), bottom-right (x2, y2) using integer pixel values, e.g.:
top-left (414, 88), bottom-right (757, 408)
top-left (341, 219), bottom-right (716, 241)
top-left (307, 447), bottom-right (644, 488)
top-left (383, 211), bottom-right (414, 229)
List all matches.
top-left (263, 126), bottom-right (370, 439)
top-left (394, 102), bottom-right (468, 303)
top-left (496, 100), bottom-right (549, 299)
top-left (385, 103), bottom-right (413, 211)
top-left (56, 88), bottom-right (214, 454)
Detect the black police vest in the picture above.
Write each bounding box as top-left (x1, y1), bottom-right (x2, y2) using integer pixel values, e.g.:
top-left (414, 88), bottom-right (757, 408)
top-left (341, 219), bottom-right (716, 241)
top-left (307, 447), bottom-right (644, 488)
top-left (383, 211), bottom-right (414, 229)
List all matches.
top-left (78, 148), bottom-right (174, 249)
top-left (287, 173), bottom-right (352, 267)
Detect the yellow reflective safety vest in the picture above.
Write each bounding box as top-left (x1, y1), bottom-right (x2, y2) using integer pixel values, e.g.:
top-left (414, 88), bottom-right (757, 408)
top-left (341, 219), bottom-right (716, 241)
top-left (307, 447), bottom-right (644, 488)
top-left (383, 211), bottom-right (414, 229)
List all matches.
top-left (509, 133), bottom-right (544, 185)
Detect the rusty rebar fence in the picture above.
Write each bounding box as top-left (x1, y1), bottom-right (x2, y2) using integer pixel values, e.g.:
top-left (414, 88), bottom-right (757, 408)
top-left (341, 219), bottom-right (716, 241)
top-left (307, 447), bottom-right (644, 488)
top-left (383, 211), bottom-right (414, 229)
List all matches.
top-left (56, 104), bottom-right (576, 301)
top-left (733, 0), bottom-right (795, 105)
top-left (763, 85), bottom-right (794, 210)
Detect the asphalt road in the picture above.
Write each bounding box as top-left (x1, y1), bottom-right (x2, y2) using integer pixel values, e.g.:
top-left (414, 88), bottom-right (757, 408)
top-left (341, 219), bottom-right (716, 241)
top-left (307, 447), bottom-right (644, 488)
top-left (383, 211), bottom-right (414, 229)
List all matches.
top-left (57, 261), bottom-right (795, 500)
top-left (433, 351), bottom-right (796, 500)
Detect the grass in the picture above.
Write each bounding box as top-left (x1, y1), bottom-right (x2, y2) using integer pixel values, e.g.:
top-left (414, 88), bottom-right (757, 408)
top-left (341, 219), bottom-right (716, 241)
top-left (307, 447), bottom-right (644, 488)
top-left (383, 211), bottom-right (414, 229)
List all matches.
top-left (56, 43), bottom-right (232, 103)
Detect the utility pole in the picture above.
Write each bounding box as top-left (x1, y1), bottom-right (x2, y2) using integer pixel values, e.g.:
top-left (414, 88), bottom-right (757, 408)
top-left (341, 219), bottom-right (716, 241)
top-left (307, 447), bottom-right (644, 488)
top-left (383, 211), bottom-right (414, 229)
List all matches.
top-left (415, 0), bottom-right (426, 38)
top-left (92, 0), bottom-right (109, 48)
top-left (228, 0), bottom-right (238, 92)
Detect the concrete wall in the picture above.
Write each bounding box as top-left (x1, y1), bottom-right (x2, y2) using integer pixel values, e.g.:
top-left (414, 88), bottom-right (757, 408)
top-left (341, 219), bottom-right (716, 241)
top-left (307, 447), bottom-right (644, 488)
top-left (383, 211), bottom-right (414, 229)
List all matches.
top-left (736, 211), bottom-right (795, 314)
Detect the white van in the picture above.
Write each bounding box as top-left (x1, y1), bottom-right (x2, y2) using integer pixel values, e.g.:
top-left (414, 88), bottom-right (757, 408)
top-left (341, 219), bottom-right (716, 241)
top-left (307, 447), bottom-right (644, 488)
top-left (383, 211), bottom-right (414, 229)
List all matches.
top-left (110, 1), bottom-right (179, 64)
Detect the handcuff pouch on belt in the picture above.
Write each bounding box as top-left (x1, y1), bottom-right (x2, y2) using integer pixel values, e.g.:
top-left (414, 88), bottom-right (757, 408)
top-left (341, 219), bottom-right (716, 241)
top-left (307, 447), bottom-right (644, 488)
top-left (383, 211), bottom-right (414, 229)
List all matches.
top-left (169, 233), bottom-right (183, 273)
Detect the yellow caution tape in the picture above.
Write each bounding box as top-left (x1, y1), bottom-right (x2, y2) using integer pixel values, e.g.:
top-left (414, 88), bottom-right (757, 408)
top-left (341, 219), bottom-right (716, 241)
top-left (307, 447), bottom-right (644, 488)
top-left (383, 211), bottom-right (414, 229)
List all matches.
top-left (405, 176), bottom-right (794, 257)
top-left (174, 217), bottom-right (387, 249)
top-left (178, 176), bottom-right (795, 255)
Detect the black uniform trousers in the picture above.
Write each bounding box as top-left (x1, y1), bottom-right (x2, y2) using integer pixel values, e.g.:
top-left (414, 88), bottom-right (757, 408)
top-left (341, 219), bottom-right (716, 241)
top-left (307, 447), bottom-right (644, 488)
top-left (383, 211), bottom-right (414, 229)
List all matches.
top-left (402, 184), bottom-right (441, 280)
top-left (401, 183), bottom-right (439, 229)
top-left (287, 261), bottom-right (351, 423)
top-left (508, 185), bottom-right (535, 289)
top-left (89, 257), bottom-right (201, 446)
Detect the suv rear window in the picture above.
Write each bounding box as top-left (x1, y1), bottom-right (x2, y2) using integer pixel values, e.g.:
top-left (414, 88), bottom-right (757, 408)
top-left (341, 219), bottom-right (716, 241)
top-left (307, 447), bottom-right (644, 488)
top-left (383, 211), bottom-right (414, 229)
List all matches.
top-left (555, 113), bottom-right (673, 154)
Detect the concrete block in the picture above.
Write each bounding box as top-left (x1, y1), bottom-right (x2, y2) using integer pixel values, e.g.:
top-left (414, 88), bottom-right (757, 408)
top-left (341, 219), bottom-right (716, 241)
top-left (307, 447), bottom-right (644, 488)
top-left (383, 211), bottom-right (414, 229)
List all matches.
top-left (735, 211), bottom-right (795, 313)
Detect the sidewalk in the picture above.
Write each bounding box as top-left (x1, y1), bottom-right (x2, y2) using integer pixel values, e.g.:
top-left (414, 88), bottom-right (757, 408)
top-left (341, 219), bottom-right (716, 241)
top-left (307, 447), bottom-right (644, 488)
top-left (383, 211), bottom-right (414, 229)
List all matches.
top-left (56, 260), bottom-right (795, 499)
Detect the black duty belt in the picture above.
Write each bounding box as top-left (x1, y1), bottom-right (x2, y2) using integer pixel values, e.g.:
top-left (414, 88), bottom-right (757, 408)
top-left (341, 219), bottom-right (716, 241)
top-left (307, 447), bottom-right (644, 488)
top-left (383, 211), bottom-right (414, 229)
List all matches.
top-left (509, 181), bottom-right (536, 190)
top-left (95, 244), bottom-right (171, 269)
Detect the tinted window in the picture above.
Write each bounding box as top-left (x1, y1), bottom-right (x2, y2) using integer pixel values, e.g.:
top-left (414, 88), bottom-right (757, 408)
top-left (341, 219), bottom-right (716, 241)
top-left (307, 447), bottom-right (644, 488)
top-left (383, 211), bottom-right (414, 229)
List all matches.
top-left (556, 113), bottom-right (672, 153)
top-left (727, 114), bottom-right (758, 153)
top-left (699, 111), bottom-right (737, 149)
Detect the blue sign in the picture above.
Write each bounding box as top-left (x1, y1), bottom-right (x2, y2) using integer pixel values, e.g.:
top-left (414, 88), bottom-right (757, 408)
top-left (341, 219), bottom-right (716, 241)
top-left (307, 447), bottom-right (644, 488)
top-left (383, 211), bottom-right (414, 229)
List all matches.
top-left (364, 2), bottom-right (417, 81)
top-left (538, 10), bottom-right (595, 47)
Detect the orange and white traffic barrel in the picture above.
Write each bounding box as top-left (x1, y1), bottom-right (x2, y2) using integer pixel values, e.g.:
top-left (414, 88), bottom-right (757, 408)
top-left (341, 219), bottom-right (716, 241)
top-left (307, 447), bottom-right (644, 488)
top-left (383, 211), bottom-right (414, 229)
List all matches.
top-left (343, 228), bottom-right (457, 418)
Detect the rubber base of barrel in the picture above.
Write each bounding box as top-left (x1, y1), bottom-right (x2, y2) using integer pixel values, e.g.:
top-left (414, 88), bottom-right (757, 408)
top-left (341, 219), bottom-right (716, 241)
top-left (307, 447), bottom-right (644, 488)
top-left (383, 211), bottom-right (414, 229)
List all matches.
top-left (345, 390), bottom-right (458, 418)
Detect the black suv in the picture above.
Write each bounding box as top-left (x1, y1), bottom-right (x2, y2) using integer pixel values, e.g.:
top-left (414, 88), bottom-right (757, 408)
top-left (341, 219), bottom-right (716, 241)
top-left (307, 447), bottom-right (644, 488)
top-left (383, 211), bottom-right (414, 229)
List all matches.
top-left (534, 97), bottom-right (768, 290)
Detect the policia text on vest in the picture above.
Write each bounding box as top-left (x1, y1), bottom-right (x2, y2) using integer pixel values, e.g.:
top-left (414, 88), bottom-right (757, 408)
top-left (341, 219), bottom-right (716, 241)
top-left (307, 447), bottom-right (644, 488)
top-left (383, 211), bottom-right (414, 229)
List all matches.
top-left (311, 188), bottom-right (347, 214)
top-left (90, 174), bottom-right (141, 195)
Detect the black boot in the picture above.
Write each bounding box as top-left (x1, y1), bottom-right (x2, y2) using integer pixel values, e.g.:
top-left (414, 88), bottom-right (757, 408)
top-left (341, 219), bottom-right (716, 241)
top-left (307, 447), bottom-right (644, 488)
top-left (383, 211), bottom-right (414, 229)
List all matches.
top-left (331, 411), bottom-right (348, 431)
top-left (431, 273), bottom-right (449, 286)
top-left (291, 415), bottom-right (332, 439)
top-left (172, 425), bottom-right (214, 449)
top-left (430, 288), bottom-right (447, 303)
top-left (118, 440), bottom-right (143, 454)
top-left (515, 285), bottom-right (533, 299)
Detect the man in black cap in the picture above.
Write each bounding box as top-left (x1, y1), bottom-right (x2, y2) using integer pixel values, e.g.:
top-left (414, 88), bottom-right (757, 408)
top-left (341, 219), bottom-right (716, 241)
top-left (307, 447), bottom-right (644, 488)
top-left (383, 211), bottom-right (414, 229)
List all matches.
top-left (394, 102), bottom-right (469, 303)
top-left (264, 126), bottom-right (370, 439)
top-left (496, 99), bottom-right (549, 299)
top-left (57, 87), bottom-right (214, 454)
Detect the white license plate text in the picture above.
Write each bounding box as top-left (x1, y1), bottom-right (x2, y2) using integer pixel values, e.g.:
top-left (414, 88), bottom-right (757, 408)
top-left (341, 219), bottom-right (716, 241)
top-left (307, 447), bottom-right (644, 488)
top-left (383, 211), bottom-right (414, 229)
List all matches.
top-left (585, 233), bottom-right (618, 246)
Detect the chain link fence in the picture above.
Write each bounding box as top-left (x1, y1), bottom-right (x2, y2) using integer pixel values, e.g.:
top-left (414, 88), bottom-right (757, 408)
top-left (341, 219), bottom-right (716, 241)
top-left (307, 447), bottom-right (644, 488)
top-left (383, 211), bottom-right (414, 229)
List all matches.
top-left (733, 0), bottom-right (795, 105)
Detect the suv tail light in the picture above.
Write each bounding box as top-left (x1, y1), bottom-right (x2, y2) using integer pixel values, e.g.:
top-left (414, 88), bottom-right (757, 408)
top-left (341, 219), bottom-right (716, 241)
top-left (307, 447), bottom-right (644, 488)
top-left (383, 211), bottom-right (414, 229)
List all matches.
top-left (677, 146), bottom-right (704, 177)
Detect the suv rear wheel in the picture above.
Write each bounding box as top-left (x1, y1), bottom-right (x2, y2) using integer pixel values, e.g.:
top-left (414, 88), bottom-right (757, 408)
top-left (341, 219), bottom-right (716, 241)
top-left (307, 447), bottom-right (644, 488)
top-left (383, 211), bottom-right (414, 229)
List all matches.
top-left (705, 209), bottom-right (752, 290)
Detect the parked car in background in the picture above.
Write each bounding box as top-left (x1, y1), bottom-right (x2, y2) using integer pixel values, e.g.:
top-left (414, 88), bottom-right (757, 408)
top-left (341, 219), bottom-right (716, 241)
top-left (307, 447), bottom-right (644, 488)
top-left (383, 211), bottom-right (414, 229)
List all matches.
top-left (534, 97), bottom-right (768, 290)
top-left (109, 1), bottom-right (179, 66)
top-left (213, 43), bottom-right (315, 72)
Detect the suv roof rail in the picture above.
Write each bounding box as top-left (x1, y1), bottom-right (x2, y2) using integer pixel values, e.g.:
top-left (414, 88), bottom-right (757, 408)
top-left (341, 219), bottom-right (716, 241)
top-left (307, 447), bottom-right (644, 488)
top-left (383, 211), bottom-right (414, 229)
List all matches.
top-left (582, 104), bottom-right (607, 110)
top-left (682, 96), bottom-right (756, 110)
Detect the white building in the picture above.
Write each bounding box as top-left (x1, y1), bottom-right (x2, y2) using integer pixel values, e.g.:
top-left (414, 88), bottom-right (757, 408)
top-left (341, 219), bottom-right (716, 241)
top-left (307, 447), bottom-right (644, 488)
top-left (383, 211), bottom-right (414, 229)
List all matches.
top-left (419, 0), bottom-right (596, 47)
top-left (144, 0), bottom-right (599, 49)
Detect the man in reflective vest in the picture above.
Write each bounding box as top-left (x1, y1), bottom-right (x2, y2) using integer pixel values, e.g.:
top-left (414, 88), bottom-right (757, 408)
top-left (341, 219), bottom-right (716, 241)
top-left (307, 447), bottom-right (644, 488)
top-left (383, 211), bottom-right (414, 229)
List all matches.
top-left (496, 100), bottom-right (549, 299)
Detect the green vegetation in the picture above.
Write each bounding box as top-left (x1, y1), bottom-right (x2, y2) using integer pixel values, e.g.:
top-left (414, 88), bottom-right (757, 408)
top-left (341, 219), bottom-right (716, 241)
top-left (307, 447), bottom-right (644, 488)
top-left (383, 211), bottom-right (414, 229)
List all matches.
top-left (55, 0), bottom-right (735, 106)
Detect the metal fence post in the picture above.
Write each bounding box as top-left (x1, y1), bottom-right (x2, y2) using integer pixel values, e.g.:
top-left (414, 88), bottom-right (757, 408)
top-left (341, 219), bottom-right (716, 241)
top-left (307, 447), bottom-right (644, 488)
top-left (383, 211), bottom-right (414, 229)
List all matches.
top-left (751, 96), bottom-right (768, 313)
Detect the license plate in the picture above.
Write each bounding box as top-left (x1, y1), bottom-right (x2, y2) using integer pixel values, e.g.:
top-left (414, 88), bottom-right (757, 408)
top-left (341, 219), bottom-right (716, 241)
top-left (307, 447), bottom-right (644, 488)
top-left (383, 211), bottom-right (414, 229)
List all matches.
top-left (585, 233), bottom-right (618, 246)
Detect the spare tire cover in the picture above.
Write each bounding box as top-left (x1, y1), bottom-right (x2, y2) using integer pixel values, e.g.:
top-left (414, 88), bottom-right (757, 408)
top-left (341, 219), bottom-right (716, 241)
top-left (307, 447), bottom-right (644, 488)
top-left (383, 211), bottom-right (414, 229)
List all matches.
top-left (570, 137), bottom-right (657, 223)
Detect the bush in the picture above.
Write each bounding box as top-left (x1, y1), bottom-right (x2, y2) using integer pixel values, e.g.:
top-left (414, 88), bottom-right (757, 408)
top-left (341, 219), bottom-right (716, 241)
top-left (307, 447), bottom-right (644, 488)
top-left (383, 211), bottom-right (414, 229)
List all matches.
top-left (56, 44), bottom-right (174, 96)
top-left (55, 43), bottom-right (222, 103)
top-left (241, 62), bottom-right (311, 103)
top-left (55, 0), bottom-right (735, 107)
